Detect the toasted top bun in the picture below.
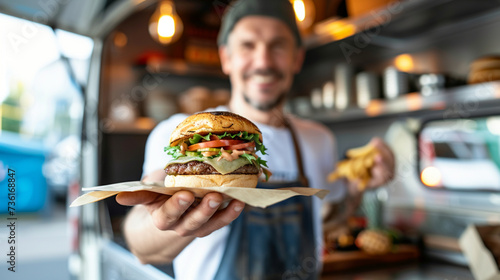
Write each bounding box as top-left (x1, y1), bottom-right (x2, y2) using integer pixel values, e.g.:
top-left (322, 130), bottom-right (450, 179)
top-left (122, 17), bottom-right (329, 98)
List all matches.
top-left (169, 111), bottom-right (262, 146)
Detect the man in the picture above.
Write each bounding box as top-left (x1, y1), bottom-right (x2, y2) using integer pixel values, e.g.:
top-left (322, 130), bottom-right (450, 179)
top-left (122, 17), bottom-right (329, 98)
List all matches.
top-left (116, 0), bottom-right (394, 279)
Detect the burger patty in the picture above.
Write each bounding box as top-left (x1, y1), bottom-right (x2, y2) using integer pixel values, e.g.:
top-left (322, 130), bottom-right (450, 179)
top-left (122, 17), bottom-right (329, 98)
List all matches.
top-left (165, 161), bottom-right (258, 175)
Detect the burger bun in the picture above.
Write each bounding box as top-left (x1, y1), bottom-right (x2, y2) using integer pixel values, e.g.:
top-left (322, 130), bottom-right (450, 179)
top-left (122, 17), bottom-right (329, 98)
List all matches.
top-left (169, 111), bottom-right (262, 146)
top-left (164, 174), bottom-right (258, 189)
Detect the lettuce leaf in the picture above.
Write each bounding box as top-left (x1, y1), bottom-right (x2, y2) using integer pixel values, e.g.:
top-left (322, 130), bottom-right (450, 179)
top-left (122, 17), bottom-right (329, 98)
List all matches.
top-left (239, 153), bottom-right (268, 168)
top-left (164, 146), bottom-right (183, 160)
top-left (188, 133), bottom-right (212, 144)
top-left (240, 153), bottom-right (270, 181)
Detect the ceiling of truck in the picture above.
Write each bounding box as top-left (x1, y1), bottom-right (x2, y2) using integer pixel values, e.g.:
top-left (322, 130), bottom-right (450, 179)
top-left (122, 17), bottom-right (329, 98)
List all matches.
top-left (0, 0), bottom-right (116, 36)
top-left (0, 0), bottom-right (232, 38)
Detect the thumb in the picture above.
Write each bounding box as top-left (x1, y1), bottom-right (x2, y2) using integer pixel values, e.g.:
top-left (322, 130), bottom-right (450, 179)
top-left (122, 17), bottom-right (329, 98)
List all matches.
top-left (116, 191), bottom-right (163, 206)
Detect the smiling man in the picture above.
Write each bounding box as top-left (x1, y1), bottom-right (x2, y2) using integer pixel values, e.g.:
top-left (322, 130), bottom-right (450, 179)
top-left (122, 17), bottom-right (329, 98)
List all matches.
top-left (221, 16), bottom-right (302, 115)
top-left (117, 0), bottom-right (395, 279)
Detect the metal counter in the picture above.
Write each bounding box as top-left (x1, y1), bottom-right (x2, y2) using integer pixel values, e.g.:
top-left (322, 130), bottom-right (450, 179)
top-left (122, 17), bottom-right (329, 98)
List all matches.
top-left (321, 260), bottom-right (473, 280)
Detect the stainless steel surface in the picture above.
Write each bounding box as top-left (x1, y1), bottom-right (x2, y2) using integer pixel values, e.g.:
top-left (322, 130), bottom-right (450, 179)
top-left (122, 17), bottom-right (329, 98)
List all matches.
top-left (383, 67), bottom-right (409, 100)
top-left (300, 81), bottom-right (500, 124)
top-left (418, 74), bottom-right (446, 96)
top-left (299, 1), bottom-right (500, 93)
top-left (0, 0), bottom-right (159, 38)
top-left (356, 71), bottom-right (380, 108)
top-left (307, 0), bottom-right (500, 49)
top-left (101, 241), bottom-right (173, 280)
top-left (321, 260), bottom-right (474, 280)
top-left (335, 64), bottom-right (355, 110)
top-left (323, 81), bottom-right (336, 110)
top-left (80, 38), bottom-right (104, 280)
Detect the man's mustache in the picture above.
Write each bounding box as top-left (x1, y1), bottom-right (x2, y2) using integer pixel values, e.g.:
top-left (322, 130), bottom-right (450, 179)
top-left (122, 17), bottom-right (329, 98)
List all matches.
top-left (243, 69), bottom-right (283, 80)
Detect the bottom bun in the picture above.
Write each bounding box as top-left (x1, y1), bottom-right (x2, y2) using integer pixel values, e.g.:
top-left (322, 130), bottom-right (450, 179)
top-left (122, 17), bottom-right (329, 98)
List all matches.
top-left (164, 174), bottom-right (258, 188)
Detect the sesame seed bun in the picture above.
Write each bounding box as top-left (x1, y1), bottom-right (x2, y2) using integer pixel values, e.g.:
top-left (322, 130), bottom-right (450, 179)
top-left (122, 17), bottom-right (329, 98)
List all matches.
top-left (169, 111), bottom-right (262, 146)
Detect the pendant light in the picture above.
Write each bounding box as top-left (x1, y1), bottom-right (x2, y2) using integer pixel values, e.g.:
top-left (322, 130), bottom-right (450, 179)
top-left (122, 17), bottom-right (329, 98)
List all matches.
top-left (149, 0), bottom-right (183, 45)
top-left (291, 0), bottom-right (315, 30)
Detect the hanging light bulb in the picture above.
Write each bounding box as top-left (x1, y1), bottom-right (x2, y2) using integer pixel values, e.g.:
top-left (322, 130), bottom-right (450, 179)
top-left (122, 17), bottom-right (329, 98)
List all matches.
top-left (291, 0), bottom-right (315, 30)
top-left (149, 0), bottom-right (183, 45)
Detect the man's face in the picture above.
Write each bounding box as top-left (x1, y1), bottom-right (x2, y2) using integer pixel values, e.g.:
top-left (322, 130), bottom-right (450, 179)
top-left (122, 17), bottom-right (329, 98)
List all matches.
top-left (220, 16), bottom-right (304, 111)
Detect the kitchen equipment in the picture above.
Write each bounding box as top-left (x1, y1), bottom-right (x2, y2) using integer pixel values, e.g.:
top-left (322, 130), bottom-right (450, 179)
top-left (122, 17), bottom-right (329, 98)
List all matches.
top-left (383, 66), bottom-right (409, 100)
top-left (109, 98), bottom-right (138, 123)
top-left (416, 74), bottom-right (445, 96)
top-left (335, 63), bottom-right (355, 111)
top-left (356, 71), bottom-right (380, 108)
top-left (322, 81), bottom-right (335, 109)
top-left (145, 90), bottom-right (178, 122)
top-left (310, 88), bottom-right (323, 109)
top-left (293, 96), bottom-right (313, 116)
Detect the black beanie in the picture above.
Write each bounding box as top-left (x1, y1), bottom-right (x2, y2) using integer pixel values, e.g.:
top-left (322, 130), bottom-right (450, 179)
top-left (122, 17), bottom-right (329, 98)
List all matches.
top-left (217, 0), bottom-right (302, 46)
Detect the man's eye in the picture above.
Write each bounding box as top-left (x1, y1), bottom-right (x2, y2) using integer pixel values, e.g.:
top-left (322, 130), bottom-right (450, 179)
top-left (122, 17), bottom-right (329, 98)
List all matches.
top-left (241, 42), bottom-right (254, 50)
top-left (271, 42), bottom-right (287, 52)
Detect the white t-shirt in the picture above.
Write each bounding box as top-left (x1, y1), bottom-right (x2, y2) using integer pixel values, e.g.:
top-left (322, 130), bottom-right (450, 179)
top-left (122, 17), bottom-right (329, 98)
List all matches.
top-left (142, 106), bottom-right (345, 280)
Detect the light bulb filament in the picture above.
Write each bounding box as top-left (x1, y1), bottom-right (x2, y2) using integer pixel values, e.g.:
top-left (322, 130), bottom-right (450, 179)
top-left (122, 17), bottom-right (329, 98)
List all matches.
top-left (293, 0), bottom-right (306, 22)
top-left (158, 15), bottom-right (175, 38)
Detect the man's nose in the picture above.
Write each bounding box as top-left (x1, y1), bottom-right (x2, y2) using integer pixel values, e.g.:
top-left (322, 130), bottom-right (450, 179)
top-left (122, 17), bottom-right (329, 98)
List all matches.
top-left (253, 45), bottom-right (274, 69)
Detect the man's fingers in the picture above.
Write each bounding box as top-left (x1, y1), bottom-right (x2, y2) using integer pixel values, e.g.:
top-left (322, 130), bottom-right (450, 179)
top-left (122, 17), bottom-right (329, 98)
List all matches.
top-left (367, 137), bottom-right (396, 187)
top-left (173, 193), bottom-right (224, 236)
top-left (116, 191), bottom-right (163, 206)
top-left (194, 199), bottom-right (245, 238)
top-left (147, 191), bottom-right (195, 231)
top-left (371, 138), bottom-right (395, 169)
top-left (119, 190), bottom-right (243, 238)
top-left (368, 160), bottom-right (392, 188)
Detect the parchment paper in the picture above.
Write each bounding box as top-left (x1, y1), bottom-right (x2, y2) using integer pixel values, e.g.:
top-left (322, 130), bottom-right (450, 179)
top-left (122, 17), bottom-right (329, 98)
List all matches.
top-left (70, 181), bottom-right (329, 208)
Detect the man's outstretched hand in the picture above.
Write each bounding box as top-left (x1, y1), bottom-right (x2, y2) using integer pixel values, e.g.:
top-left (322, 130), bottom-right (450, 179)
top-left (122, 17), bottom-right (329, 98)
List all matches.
top-left (116, 169), bottom-right (245, 238)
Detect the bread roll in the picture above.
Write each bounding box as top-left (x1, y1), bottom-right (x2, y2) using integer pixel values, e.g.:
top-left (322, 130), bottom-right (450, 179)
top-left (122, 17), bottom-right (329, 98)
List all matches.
top-left (169, 111), bottom-right (262, 146)
top-left (165, 174), bottom-right (258, 188)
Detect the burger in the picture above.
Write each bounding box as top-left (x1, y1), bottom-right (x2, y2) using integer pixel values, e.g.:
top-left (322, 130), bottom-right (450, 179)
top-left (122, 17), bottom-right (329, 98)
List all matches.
top-left (164, 111), bottom-right (270, 188)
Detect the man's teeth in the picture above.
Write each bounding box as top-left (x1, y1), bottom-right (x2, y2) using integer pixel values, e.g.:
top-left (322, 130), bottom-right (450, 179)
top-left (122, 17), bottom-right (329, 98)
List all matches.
top-left (252, 75), bottom-right (275, 83)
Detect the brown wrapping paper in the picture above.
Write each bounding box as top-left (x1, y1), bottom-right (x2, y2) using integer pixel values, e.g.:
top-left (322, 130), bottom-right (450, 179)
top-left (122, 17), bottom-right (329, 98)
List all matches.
top-left (70, 181), bottom-right (329, 208)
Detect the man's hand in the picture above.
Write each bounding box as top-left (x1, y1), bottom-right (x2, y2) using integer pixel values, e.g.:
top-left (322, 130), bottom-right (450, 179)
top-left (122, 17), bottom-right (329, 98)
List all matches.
top-left (116, 169), bottom-right (245, 239)
top-left (366, 137), bottom-right (395, 188)
top-left (116, 191), bottom-right (245, 238)
top-left (346, 137), bottom-right (395, 195)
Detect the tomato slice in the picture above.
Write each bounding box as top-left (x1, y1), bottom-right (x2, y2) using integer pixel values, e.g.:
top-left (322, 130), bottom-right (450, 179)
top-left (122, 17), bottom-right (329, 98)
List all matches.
top-left (188, 139), bottom-right (244, 151)
top-left (223, 142), bottom-right (255, 151)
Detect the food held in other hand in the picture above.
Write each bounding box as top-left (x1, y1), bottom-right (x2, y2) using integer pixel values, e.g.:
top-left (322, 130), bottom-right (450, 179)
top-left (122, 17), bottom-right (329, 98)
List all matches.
top-left (328, 143), bottom-right (378, 190)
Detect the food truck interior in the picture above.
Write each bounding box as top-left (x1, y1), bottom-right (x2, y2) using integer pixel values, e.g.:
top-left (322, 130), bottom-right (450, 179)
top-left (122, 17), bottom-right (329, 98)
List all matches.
top-left (2, 0), bottom-right (500, 279)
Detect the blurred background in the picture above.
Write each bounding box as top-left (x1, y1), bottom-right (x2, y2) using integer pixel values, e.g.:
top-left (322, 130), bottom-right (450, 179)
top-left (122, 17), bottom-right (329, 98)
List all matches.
top-left (0, 13), bottom-right (90, 280)
top-left (1, 0), bottom-right (500, 279)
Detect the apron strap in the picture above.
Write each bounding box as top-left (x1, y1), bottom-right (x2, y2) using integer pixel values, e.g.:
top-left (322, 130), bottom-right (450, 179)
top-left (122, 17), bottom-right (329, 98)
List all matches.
top-left (283, 117), bottom-right (309, 188)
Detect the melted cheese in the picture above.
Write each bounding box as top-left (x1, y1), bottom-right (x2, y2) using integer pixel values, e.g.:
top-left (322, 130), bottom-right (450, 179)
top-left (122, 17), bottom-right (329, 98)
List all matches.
top-left (165, 156), bottom-right (251, 175)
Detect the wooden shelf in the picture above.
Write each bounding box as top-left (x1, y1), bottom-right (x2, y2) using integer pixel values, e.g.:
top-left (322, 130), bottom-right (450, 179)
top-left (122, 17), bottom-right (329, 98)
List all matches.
top-left (322, 244), bottom-right (420, 273)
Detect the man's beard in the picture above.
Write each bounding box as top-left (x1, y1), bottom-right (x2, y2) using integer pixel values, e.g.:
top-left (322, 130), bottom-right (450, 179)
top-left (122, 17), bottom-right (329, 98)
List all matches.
top-left (242, 68), bottom-right (287, 112)
top-left (243, 90), bottom-right (286, 112)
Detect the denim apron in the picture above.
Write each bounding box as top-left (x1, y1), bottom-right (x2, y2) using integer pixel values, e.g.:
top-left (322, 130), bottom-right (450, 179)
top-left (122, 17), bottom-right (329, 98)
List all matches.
top-left (213, 120), bottom-right (319, 280)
